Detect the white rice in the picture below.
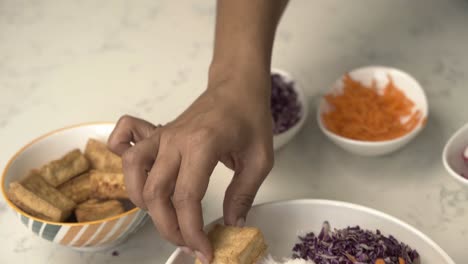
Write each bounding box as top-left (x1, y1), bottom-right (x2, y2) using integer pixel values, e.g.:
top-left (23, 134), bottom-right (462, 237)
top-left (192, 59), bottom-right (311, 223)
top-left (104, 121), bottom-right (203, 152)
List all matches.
top-left (259, 255), bottom-right (316, 264)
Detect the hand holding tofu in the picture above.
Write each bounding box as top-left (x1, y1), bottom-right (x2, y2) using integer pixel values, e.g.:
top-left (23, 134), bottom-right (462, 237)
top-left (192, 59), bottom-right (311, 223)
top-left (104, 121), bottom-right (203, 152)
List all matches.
top-left (195, 225), bottom-right (267, 264)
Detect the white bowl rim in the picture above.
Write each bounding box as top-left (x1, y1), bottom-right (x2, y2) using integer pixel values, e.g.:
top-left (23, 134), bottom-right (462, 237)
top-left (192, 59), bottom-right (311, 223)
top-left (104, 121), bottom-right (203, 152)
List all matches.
top-left (0, 122), bottom-right (141, 226)
top-left (317, 65), bottom-right (428, 146)
top-left (271, 68), bottom-right (308, 137)
top-left (442, 122), bottom-right (468, 185)
top-left (165, 199), bottom-right (455, 264)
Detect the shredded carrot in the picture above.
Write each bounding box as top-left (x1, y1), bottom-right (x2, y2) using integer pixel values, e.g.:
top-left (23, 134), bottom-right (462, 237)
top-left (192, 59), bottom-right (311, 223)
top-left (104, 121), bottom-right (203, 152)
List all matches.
top-left (322, 74), bottom-right (424, 141)
top-left (375, 259), bottom-right (385, 264)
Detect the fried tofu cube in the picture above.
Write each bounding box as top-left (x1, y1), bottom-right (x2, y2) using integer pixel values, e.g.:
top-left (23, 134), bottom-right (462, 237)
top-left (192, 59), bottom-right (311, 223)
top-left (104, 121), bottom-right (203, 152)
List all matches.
top-left (195, 225), bottom-right (267, 264)
top-left (58, 172), bottom-right (91, 203)
top-left (75, 199), bottom-right (124, 222)
top-left (89, 170), bottom-right (128, 199)
top-left (7, 171), bottom-right (76, 222)
top-left (39, 149), bottom-right (90, 187)
top-left (84, 139), bottom-right (122, 172)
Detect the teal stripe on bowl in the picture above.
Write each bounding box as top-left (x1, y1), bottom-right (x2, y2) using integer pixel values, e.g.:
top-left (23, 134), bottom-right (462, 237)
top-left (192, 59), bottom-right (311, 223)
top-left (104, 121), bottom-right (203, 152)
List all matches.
top-left (20, 215), bottom-right (29, 227)
top-left (32, 221), bottom-right (43, 234)
top-left (42, 224), bottom-right (61, 241)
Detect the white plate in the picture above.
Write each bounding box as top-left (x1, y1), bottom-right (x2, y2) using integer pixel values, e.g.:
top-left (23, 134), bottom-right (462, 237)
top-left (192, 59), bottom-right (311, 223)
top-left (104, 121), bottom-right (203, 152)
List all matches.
top-left (166, 199), bottom-right (454, 264)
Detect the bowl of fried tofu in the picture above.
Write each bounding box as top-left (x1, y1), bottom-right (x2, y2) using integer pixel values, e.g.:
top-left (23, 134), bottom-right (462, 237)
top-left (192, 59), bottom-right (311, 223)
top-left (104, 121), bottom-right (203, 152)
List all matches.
top-left (1, 123), bottom-right (148, 251)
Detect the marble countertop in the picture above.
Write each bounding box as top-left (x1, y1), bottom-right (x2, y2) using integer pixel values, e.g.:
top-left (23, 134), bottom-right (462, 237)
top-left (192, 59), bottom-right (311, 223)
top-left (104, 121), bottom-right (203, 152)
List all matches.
top-left (1, 0), bottom-right (467, 263)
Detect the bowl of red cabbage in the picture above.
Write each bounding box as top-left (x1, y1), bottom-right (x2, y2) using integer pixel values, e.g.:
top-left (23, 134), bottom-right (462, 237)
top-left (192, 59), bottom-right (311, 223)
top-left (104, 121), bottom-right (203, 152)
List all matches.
top-left (271, 69), bottom-right (308, 150)
top-left (165, 199), bottom-right (454, 264)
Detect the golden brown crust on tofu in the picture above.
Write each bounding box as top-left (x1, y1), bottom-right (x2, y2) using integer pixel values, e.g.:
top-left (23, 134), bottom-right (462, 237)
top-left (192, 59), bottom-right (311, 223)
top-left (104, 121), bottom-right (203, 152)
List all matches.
top-left (75, 199), bottom-right (124, 222)
top-left (8, 171), bottom-right (76, 222)
top-left (89, 170), bottom-right (128, 199)
top-left (84, 139), bottom-right (122, 172)
top-left (58, 172), bottom-right (91, 203)
top-left (194, 225), bottom-right (267, 264)
top-left (39, 149), bottom-right (90, 187)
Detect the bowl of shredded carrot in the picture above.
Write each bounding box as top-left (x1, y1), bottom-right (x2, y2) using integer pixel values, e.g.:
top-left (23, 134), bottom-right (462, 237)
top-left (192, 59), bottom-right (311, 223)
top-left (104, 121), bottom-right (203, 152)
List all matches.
top-left (318, 66), bottom-right (428, 156)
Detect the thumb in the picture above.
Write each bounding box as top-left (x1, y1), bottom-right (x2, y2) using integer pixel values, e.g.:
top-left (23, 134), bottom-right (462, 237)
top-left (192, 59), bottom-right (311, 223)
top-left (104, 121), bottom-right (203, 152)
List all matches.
top-left (223, 156), bottom-right (273, 227)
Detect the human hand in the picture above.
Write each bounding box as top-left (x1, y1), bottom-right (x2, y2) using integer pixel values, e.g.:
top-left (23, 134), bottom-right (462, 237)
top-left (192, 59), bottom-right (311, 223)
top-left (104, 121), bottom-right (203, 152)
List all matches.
top-left (108, 67), bottom-right (274, 263)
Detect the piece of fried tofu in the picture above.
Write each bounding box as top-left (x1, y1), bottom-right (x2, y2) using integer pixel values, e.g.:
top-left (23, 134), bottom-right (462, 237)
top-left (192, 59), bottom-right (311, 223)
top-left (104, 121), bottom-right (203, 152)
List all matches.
top-left (89, 170), bottom-right (128, 199)
top-left (39, 149), bottom-right (90, 187)
top-left (8, 171), bottom-right (76, 222)
top-left (75, 199), bottom-right (124, 222)
top-left (195, 225), bottom-right (267, 264)
top-left (84, 139), bottom-right (122, 172)
top-left (58, 172), bottom-right (91, 203)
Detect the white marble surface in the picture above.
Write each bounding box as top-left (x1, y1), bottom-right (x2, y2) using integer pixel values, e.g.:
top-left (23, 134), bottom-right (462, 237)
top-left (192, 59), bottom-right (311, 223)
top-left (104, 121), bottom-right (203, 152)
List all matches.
top-left (1, 0), bottom-right (467, 263)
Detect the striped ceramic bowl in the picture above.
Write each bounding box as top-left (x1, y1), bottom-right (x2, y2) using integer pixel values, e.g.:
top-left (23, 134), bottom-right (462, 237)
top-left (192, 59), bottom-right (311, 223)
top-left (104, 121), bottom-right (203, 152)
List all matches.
top-left (1, 123), bottom-right (148, 251)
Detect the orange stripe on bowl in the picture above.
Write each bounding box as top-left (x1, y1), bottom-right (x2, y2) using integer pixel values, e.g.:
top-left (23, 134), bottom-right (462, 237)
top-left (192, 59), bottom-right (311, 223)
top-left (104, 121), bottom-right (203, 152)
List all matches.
top-left (71, 223), bottom-right (102, 247)
top-left (86, 218), bottom-right (120, 246)
top-left (60, 226), bottom-right (83, 245)
top-left (101, 213), bottom-right (136, 244)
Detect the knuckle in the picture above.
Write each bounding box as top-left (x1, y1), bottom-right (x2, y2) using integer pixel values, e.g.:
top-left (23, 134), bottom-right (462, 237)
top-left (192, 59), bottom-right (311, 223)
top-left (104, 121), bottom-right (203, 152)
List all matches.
top-left (117, 114), bottom-right (135, 127)
top-left (186, 127), bottom-right (216, 148)
top-left (122, 148), bottom-right (138, 166)
top-left (107, 135), bottom-right (118, 151)
top-left (107, 115), bottom-right (137, 153)
top-left (256, 149), bottom-right (274, 175)
top-left (230, 193), bottom-right (254, 209)
top-left (142, 188), bottom-right (155, 204)
top-left (172, 191), bottom-right (200, 210)
top-left (142, 184), bottom-right (163, 204)
top-left (107, 130), bottom-right (124, 152)
top-left (182, 229), bottom-right (199, 243)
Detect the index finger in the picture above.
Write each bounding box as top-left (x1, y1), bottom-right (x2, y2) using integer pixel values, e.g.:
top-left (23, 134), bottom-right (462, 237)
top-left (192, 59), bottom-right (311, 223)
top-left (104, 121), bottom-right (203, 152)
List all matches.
top-left (108, 115), bottom-right (158, 156)
top-left (121, 136), bottom-right (160, 209)
top-left (173, 149), bottom-right (217, 262)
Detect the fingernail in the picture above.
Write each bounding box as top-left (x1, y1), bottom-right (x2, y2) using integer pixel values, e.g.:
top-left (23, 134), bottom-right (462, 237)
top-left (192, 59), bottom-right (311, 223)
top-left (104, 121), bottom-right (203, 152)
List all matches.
top-left (195, 251), bottom-right (209, 264)
top-left (180, 246), bottom-right (194, 256)
top-left (236, 217), bottom-right (245, 227)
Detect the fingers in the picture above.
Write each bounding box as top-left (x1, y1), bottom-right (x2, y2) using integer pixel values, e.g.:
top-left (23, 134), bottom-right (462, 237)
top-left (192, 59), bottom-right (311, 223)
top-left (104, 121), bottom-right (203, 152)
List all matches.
top-left (121, 136), bottom-right (160, 209)
top-left (108, 115), bottom-right (157, 156)
top-left (223, 149), bottom-right (273, 227)
top-left (143, 149), bottom-right (185, 246)
top-left (173, 146), bottom-right (218, 261)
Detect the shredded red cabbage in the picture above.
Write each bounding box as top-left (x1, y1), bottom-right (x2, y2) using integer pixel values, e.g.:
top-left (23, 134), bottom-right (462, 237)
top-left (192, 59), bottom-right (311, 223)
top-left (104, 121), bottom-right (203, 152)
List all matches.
top-left (271, 73), bottom-right (302, 134)
top-left (292, 222), bottom-right (420, 264)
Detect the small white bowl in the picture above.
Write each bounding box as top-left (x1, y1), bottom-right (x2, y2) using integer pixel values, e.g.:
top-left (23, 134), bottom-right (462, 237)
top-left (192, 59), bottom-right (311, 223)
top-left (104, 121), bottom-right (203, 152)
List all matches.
top-left (442, 123), bottom-right (468, 186)
top-left (318, 66), bottom-right (428, 156)
top-left (272, 68), bottom-right (308, 150)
